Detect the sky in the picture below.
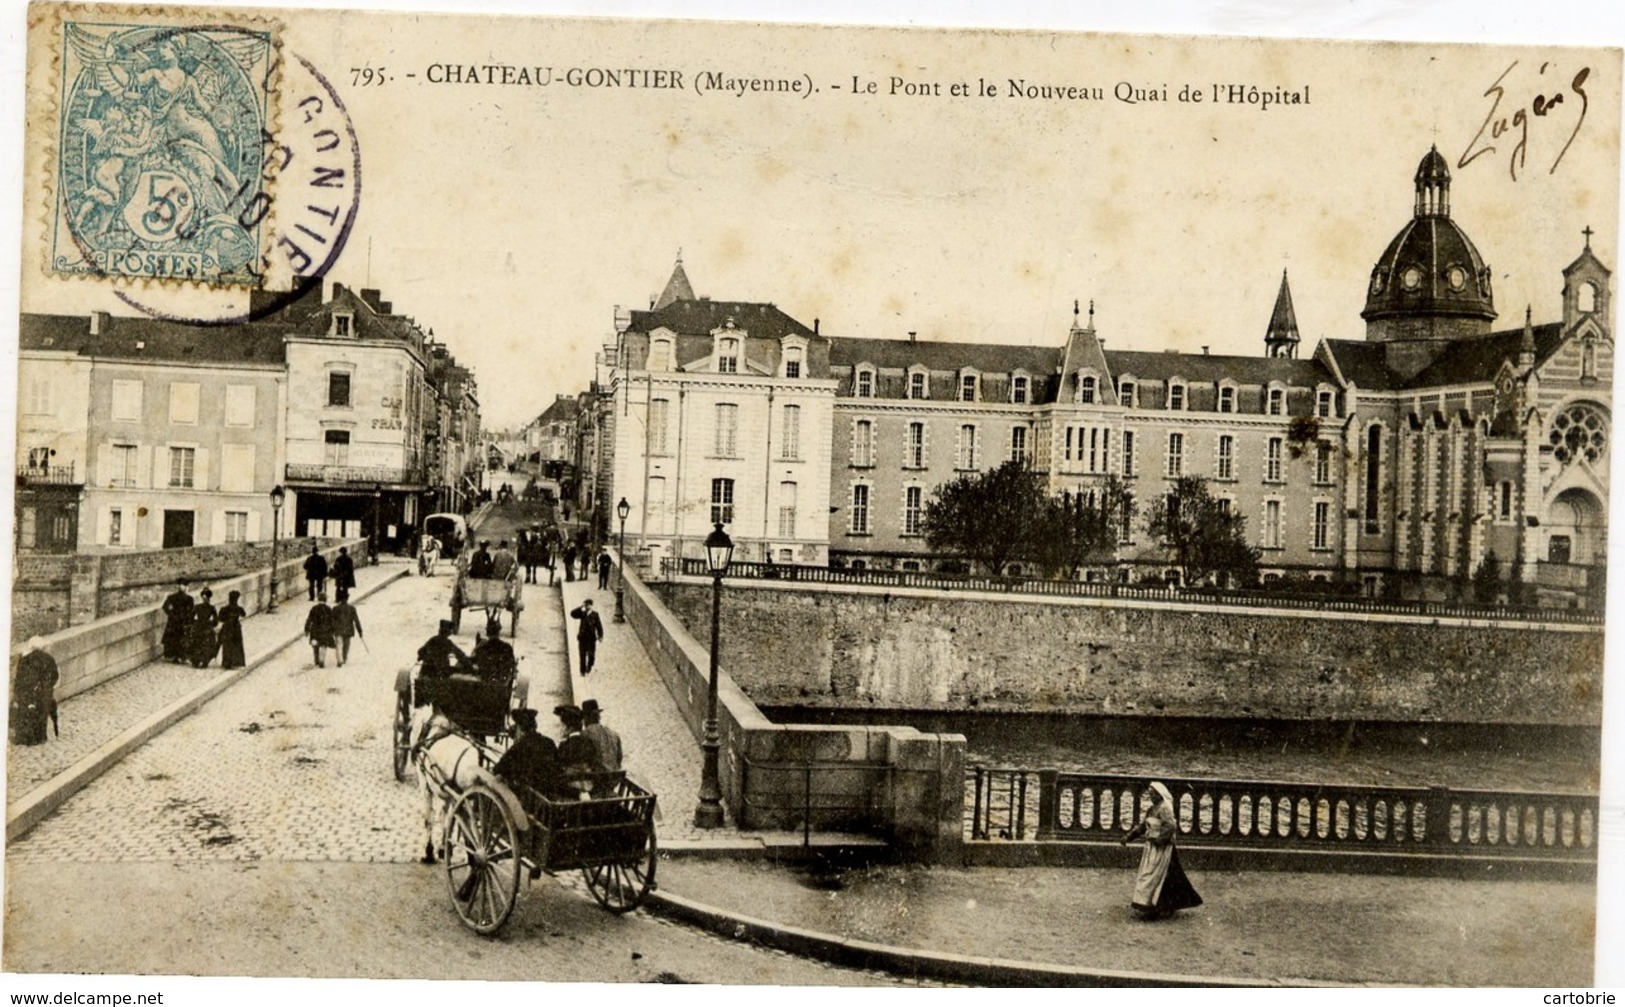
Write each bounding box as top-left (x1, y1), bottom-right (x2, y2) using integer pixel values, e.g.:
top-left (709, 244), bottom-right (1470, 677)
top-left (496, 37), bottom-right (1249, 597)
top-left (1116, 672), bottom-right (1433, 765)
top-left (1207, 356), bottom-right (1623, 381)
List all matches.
top-left (7, 2), bottom-right (1624, 434)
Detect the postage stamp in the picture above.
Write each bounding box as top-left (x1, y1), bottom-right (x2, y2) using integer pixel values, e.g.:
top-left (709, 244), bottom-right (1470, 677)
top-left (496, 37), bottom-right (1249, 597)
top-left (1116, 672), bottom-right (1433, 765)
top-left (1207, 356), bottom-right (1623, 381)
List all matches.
top-left (50, 17), bottom-right (277, 285)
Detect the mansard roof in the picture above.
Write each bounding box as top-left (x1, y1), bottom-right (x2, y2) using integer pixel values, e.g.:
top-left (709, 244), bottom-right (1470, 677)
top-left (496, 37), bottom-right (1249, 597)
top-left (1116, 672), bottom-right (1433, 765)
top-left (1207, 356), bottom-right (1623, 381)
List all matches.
top-left (629, 298), bottom-right (819, 342)
top-left (829, 336), bottom-right (1062, 375)
top-left (19, 312), bottom-right (289, 365)
top-left (1325, 321), bottom-right (1568, 391)
top-left (1321, 340), bottom-right (1400, 390)
top-left (1104, 349), bottom-right (1332, 387)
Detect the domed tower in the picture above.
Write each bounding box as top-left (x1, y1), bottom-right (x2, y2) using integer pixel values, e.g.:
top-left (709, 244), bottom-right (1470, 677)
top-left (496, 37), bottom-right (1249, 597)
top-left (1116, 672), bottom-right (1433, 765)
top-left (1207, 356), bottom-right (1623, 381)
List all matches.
top-left (1362, 146), bottom-right (1497, 345)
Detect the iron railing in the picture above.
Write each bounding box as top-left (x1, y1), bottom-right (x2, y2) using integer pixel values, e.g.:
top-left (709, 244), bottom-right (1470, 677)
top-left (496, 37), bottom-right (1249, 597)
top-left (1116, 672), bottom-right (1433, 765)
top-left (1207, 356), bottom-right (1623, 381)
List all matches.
top-left (739, 755), bottom-right (896, 845)
top-left (968, 768), bottom-right (1598, 862)
top-left (669, 558), bottom-right (1604, 626)
top-left (15, 463), bottom-right (79, 485)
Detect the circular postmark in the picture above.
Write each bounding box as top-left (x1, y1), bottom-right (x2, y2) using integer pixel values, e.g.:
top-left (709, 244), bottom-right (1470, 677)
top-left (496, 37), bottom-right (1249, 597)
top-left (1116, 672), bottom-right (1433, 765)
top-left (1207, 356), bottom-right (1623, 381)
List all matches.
top-left (54, 19), bottom-right (362, 324)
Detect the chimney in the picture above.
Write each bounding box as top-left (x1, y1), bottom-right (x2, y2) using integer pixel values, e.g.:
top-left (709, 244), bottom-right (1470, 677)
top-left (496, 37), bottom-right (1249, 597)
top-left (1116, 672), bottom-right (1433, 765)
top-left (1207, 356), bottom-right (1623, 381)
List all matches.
top-left (89, 311), bottom-right (110, 335)
top-left (908, 331), bottom-right (917, 342)
top-left (814, 318), bottom-right (820, 335)
top-left (1202, 346), bottom-right (1209, 355)
top-left (359, 288), bottom-right (384, 312)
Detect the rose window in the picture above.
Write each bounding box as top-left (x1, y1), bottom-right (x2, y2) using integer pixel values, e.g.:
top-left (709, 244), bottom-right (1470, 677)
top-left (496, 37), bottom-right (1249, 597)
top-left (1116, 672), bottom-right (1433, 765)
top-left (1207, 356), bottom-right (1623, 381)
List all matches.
top-left (1549, 404), bottom-right (1609, 465)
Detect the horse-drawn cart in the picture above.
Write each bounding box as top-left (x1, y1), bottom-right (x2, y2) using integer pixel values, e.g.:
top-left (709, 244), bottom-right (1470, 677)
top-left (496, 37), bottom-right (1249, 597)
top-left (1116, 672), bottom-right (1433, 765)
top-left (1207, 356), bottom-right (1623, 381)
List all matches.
top-left (393, 665), bottom-right (658, 936)
top-left (451, 572), bottom-right (522, 636)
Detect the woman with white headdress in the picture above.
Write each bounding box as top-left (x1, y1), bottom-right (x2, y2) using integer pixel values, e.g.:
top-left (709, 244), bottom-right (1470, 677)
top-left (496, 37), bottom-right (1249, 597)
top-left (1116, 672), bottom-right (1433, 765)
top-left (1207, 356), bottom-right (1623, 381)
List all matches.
top-left (1120, 781), bottom-right (1203, 920)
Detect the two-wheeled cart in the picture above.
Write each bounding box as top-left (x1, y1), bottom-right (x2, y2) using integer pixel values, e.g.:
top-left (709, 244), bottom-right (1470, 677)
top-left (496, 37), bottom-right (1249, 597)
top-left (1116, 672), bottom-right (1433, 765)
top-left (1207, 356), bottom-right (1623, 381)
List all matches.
top-left (451, 572), bottom-right (523, 636)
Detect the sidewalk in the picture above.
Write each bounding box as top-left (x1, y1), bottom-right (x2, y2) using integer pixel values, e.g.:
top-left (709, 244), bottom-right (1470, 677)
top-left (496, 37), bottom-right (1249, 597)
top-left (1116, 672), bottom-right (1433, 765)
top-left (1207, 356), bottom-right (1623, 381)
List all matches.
top-left (5, 559), bottom-right (410, 836)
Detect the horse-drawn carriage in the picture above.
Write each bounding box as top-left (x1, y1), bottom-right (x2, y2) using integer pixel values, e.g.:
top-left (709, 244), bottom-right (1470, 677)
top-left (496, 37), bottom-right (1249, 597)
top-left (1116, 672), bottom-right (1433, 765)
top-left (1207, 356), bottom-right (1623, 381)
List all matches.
top-left (451, 569), bottom-right (523, 636)
top-left (392, 663), bottom-right (658, 936)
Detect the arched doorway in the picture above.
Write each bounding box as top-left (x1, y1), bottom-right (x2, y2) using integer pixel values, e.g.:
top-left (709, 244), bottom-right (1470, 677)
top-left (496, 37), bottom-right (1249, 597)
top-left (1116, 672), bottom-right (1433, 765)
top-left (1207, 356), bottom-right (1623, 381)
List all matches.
top-left (1546, 488), bottom-right (1605, 566)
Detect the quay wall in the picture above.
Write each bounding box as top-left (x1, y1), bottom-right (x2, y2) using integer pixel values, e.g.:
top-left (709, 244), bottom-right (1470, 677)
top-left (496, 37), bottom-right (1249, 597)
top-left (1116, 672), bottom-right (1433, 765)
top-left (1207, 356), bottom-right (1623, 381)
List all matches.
top-left (652, 580), bottom-right (1604, 726)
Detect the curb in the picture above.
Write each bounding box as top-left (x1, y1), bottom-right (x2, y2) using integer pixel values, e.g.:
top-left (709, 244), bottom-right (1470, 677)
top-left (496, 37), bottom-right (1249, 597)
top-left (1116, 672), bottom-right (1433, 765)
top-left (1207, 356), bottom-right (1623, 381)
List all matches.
top-left (6, 567), bottom-right (411, 843)
top-left (641, 887), bottom-right (1331, 988)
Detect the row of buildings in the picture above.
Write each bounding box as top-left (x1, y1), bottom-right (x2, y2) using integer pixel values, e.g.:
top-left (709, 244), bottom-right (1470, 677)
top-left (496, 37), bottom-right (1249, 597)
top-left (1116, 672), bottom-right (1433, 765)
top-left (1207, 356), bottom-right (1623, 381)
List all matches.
top-left (583, 149), bottom-right (1612, 598)
top-left (15, 283), bottom-right (483, 555)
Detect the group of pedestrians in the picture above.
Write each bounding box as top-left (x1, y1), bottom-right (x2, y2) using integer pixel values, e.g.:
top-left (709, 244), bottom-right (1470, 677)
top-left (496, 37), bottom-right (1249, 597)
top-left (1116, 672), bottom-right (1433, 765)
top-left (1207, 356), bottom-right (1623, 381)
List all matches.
top-left (303, 542), bottom-right (357, 601)
top-left (160, 581), bottom-right (247, 670)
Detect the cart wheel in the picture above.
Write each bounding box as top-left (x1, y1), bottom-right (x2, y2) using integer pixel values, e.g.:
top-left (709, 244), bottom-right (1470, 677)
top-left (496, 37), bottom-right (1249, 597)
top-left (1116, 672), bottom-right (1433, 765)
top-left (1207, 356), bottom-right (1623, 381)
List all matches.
top-left (442, 787), bottom-right (522, 936)
top-left (583, 825), bottom-right (657, 913)
top-left (509, 605), bottom-right (520, 637)
top-left (392, 689), bottom-right (412, 782)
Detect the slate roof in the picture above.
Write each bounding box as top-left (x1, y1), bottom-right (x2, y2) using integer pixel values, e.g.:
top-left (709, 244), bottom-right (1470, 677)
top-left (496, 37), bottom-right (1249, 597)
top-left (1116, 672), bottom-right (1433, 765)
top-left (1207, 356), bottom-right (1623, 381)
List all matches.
top-left (1321, 340), bottom-right (1402, 390)
top-left (655, 258), bottom-right (695, 309)
top-left (19, 312), bottom-right (289, 365)
top-left (534, 396), bottom-right (580, 426)
top-left (1406, 322), bottom-right (1565, 387)
top-left (630, 299), bottom-right (818, 342)
top-left (1105, 349), bottom-right (1333, 387)
top-left (829, 336), bottom-right (1062, 375)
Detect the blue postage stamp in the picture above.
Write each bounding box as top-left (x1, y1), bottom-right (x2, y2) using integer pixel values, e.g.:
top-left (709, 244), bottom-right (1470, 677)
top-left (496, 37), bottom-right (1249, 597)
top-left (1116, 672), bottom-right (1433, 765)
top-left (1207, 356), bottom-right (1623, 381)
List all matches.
top-left (52, 20), bottom-right (276, 284)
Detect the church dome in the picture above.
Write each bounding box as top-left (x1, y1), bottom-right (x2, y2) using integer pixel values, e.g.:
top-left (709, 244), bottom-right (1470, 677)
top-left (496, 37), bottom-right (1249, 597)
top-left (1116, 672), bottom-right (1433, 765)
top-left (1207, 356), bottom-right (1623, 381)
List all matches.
top-left (1362, 147), bottom-right (1496, 339)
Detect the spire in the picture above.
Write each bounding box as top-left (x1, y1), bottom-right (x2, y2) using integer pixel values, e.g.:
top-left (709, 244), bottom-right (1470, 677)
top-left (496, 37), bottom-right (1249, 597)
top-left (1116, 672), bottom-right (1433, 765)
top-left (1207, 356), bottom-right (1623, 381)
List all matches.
top-left (1266, 269), bottom-right (1301, 358)
top-left (654, 251), bottom-right (695, 309)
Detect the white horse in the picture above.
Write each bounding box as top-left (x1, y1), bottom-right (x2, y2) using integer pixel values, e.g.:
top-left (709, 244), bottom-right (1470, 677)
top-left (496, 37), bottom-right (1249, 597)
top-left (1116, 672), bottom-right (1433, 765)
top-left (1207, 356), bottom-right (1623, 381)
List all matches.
top-left (411, 705), bottom-right (482, 865)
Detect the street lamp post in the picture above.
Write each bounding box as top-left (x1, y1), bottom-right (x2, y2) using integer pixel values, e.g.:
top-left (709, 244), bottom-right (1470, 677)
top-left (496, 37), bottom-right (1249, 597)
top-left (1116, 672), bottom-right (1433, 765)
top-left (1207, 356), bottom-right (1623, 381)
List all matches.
top-left (694, 522), bottom-right (733, 829)
top-left (267, 485), bottom-right (286, 613)
top-left (371, 483), bottom-right (383, 564)
top-left (614, 497), bottom-right (630, 623)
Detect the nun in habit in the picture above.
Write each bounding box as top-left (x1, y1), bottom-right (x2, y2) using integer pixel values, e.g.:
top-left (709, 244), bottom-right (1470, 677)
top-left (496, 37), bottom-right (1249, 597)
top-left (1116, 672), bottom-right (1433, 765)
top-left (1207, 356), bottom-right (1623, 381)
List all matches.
top-left (1120, 781), bottom-right (1204, 920)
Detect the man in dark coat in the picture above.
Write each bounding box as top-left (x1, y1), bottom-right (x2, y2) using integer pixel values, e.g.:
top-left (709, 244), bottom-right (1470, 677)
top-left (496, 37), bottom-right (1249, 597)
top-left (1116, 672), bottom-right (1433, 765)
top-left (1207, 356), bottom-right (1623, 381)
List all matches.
top-left (596, 549), bottom-right (612, 590)
top-left (304, 542), bottom-right (329, 601)
top-left (467, 540), bottom-right (495, 579)
top-left (304, 601), bottom-right (335, 667)
top-left (562, 542), bottom-right (577, 583)
top-left (569, 598), bottom-right (604, 676)
top-left (331, 546), bottom-right (357, 596)
top-left (472, 619), bottom-right (517, 684)
top-left (331, 595), bottom-right (363, 667)
top-left (554, 704), bottom-right (601, 798)
top-left (160, 581), bottom-right (194, 662)
top-left (580, 698), bottom-right (622, 773)
top-left (10, 637), bottom-right (59, 745)
top-left (494, 708), bottom-right (561, 798)
top-left (416, 619), bottom-right (468, 680)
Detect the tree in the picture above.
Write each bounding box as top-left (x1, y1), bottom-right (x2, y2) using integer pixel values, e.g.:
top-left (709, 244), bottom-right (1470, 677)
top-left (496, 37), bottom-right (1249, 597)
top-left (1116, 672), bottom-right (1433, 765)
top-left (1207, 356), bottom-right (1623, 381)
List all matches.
top-left (921, 459), bottom-right (1051, 575)
top-left (1472, 550), bottom-right (1503, 605)
top-left (1143, 476), bottom-right (1260, 587)
top-left (1033, 476), bottom-right (1135, 577)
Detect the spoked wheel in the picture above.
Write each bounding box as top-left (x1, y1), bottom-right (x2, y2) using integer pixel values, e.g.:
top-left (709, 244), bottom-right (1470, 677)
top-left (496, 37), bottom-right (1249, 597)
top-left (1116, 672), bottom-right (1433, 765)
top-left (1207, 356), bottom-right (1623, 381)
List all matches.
top-left (392, 690), bottom-right (412, 782)
top-left (509, 604), bottom-right (520, 638)
top-left (442, 787), bottom-right (522, 935)
top-left (582, 826), bottom-right (657, 913)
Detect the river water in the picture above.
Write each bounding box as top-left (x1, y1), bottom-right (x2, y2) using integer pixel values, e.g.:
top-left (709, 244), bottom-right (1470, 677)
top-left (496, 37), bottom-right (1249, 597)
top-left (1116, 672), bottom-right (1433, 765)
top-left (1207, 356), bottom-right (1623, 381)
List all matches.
top-left (761, 707), bottom-right (1601, 793)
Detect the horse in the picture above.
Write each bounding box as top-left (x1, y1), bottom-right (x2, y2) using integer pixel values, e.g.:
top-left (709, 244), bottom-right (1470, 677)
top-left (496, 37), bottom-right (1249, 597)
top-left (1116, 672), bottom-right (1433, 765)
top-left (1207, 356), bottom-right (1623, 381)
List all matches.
top-left (410, 706), bottom-right (482, 865)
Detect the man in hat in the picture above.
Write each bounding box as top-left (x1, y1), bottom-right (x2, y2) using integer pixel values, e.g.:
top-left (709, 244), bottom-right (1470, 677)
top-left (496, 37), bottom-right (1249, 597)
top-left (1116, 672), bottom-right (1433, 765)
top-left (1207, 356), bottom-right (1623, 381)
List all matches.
top-left (160, 580), bottom-right (194, 662)
top-left (596, 548), bottom-right (612, 590)
top-left (10, 637), bottom-right (59, 745)
top-left (416, 619), bottom-right (468, 681)
top-left (492, 539), bottom-right (518, 583)
top-left (304, 597), bottom-right (335, 668)
top-left (467, 540), bottom-right (495, 579)
top-left (580, 698), bottom-right (622, 773)
top-left (569, 598), bottom-right (604, 676)
top-left (472, 618), bottom-right (516, 684)
top-left (554, 704), bottom-right (600, 798)
top-left (494, 708), bottom-right (561, 798)
top-left (332, 546), bottom-right (357, 597)
top-left (331, 593), bottom-right (364, 667)
top-left (304, 541), bottom-right (329, 601)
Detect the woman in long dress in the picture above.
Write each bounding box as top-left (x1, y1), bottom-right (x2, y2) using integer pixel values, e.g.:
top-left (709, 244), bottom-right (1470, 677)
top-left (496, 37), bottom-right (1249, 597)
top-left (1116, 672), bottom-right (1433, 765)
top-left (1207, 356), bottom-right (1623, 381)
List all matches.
top-left (1120, 781), bottom-right (1203, 920)
top-left (217, 590), bottom-right (247, 669)
top-left (187, 588), bottom-right (220, 669)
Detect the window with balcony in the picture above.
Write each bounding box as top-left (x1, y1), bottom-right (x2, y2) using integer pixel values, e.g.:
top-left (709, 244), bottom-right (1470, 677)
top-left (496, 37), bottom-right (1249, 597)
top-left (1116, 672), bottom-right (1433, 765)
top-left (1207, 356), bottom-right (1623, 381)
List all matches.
top-left (711, 478), bottom-right (735, 525)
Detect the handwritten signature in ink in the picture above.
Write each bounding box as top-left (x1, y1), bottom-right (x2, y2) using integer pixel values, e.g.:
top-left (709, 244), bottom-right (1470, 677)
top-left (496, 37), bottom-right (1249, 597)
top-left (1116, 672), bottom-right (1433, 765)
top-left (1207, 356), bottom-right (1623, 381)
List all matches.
top-left (1458, 60), bottom-right (1589, 181)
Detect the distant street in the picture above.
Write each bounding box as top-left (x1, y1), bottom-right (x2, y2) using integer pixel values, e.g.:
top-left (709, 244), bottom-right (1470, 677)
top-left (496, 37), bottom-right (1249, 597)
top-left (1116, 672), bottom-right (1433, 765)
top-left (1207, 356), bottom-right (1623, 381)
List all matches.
top-left (3, 568), bottom-right (909, 985)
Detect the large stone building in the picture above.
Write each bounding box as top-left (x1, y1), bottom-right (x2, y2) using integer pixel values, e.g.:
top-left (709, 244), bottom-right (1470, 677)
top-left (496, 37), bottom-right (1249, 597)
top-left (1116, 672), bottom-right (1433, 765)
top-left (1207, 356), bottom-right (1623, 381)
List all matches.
top-left (14, 282), bottom-right (481, 556)
top-left (604, 150), bottom-right (1611, 599)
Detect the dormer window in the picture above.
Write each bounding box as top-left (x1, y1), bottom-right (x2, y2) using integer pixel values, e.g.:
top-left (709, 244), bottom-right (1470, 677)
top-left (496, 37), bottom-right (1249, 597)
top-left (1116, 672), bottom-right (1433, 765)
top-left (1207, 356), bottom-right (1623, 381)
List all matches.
top-left (1010, 375), bottom-right (1029, 404)
top-left (908, 370), bottom-right (928, 400)
top-left (855, 367), bottom-right (875, 398)
top-left (1167, 381), bottom-right (1186, 411)
top-left (333, 313), bottom-right (353, 338)
top-left (717, 337), bottom-right (739, 374)
top-left (1218, 385), bottom-right (1236, 414)
top-left (959, 373), bottom-right (978, 402)
top-left (1079, 374), bottom-right (1097, 404)
top-left (1119, 379), bottom-right (1136, 408)
top-left (783, 348), bottom-right (801, 379)
top-left (650, 337), bottom-right (674, 372)
top-left (1267, 385), bottom-right (1286, 416)
top-left (1316, 388), bottom-right (1336, 418)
